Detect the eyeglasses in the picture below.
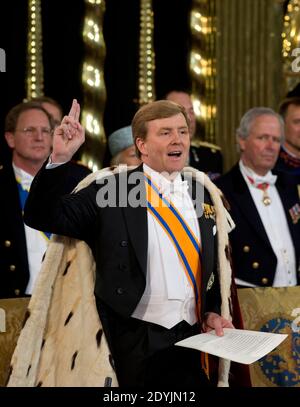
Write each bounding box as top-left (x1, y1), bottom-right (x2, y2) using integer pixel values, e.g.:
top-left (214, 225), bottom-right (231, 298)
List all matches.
top-left (15, 126), bottom-right (53, 137)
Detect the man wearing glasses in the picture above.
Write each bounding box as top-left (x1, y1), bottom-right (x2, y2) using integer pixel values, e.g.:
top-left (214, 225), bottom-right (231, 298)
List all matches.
top-left (0, 101), bottom-right (54, 298)
top-left (0, 101), bottom-right (89, 298)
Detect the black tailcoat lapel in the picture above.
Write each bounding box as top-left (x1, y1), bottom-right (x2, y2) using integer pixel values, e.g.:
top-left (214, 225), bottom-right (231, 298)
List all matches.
top-left (227, 165), bottom-right (273, 249)
top-left (122, 165), bottom-right (148, 276)
top-left (122, 166), bottom-right (217, 312)
top-left (187, 176), bottom-right (216, 310)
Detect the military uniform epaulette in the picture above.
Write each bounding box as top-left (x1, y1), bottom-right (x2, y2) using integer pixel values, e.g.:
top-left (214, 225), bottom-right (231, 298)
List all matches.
top-left (191, 140), bottom-right (221, 152)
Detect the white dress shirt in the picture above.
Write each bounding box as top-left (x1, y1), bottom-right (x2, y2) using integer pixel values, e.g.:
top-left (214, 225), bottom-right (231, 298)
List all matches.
top-left (13, 164), bottom-right (49, 294)
top-left (132, 164), bottom-right (200, 328)
top-left (239, 160), bottom-right (297, 287)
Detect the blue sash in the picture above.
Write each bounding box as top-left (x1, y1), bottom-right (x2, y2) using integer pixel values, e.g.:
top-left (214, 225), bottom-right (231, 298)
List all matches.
top-left (16, 178), bottom-right (51, 240)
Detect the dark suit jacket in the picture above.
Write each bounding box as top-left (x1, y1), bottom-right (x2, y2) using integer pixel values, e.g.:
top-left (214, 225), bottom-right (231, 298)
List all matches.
top-left (0, 156), bottom-right (91, 298)
top-left (215, 164), bottom-right (300, 287)
top-left (24, 162), bottom-right (254, 387)
top-left (24, 163), bottom-right (221, 321)
top-left (0, 156), bottom-right (29, 298)
top-left (274, 146), bottom-right (300, 178)
top-left (189, 144), bottom-right (223, 180)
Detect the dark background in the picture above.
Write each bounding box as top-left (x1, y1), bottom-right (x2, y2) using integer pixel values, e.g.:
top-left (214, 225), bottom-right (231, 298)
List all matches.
top-left (0, 0), bottom-right (192, 156)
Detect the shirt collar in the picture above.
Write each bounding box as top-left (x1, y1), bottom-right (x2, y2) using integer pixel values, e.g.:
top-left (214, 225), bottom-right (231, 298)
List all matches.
top-left (143, 163), bottom-right (188, 197)
top-left (12, 163), bottom-right (34, 188)
top-left (239, 160), bottom-right (277, 187)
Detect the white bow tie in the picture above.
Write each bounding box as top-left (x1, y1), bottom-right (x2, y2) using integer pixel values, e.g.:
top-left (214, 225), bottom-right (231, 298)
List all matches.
top-left (250, 173), bottom-right (277, 188)
top-left (159, 180), bottom-right (189, 198)
top-left (241, 163), bottom-right (277, 188)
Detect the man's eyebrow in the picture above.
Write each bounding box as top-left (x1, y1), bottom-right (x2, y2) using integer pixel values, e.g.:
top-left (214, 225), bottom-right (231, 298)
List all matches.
top-left (159, 126), bottom-right (172, 130)
top-left (159, 126), bottom-right (188, 130)
top-left (256, 133), bottom-right (277, 137)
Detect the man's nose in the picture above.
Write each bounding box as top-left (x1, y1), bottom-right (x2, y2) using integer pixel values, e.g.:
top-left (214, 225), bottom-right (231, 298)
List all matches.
top-left (266, 138), bottom-right (278, 150)
top-left (34, 129), bottom-right (44, 140)
top-left (171, 131), bottom-right (181, 143)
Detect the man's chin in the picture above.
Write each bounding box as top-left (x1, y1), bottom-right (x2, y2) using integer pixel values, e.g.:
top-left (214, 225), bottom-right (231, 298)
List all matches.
top-left (166, 163), bottom-right (185, 174)
top-left (30, 153), bottom-right (49, 162)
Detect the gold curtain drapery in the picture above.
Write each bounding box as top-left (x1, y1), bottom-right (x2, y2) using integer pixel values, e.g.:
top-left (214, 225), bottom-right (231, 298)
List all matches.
top-left (190, 0), bottom-right (217, 144)
top-left (139, 0), bottom-right (155, 106)
top-left (282, 0), bottom-right (300, 93)
top-left (215, 0), bottom-right (284, 170)
top-left (80, 0), bottom-right (107, 171)
top-left (26, 0), bottom-right (44, 99)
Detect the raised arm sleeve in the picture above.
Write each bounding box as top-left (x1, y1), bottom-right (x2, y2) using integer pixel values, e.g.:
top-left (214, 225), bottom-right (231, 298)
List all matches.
top-left (24, 161), bottom-right (98, 243)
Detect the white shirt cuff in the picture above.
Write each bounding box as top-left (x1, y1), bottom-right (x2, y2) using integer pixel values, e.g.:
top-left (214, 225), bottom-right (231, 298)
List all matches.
top-left (46, 157), bottom-right (68, 169)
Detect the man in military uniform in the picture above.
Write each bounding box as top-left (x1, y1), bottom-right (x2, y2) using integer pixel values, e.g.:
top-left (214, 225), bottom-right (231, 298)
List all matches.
top-left (165, 90), bottom-right (223, 180)
top-left (215, 107), bottom-right (300, 288)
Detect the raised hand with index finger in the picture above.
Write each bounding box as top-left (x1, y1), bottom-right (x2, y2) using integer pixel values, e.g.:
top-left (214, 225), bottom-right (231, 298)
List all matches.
top-left (51, 99), bottom-right (85, 163)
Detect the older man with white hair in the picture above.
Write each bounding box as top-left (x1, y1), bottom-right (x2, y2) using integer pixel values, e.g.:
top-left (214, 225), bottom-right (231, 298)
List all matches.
top-left (216, 107), bottom-right (300, 288)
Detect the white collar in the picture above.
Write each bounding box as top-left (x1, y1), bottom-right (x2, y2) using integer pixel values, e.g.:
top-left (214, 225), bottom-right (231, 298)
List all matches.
top-left (282, 144), bottom-right (300, 160)
top-left (143, 163), bottom-right (188, 197)
top-left (12, 163), bottom-right (34, 188)
top-left (143, 163), bottom-right (182, 186)
top-left (239, 160), bottom-right (277, 187)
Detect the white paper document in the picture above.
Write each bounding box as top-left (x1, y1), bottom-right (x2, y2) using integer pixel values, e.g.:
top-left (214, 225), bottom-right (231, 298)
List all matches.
top-left (175, 328), bottom-right (287, 364)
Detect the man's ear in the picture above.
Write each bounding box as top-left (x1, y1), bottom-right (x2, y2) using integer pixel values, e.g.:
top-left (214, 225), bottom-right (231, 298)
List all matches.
top-left (135, 137), bottom-right (147, 156)
top-left (237, 136), bottom-right (245, 152)
top-left (4, 132), bottom-right (15, 149)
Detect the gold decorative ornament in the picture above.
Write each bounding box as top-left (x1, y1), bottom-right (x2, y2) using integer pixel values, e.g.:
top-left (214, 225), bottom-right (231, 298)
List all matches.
top-left (190, 0), bottom-right (216, 144)
top-left (259, 183), bottom-right (272, 206)
top-left (139, 0), bottom-right (155, 106)
top-left (26, 0), bottom-right (44, 98)
top-left (81, 0), bottom-right (106, 171)
top-left (282, 0), bottom-right (300, 91)
top-left (262, 194), bottom-right (272, 206)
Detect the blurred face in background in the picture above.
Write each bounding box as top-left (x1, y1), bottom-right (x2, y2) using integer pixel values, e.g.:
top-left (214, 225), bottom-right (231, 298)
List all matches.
top-left (112, 145), bottom-right (141, 166)
top-left (283, 103), bottom-right (300, 157)
top-left (165, 91), bottom-right (196, 139)
top-left (5, 109), bottom-right (53, 172)
top-left (119, 145), bottom-right (141, 166)
top-left (238, 115), bottom-right (281, 176)
top-left (42, 102), bottom-right (62, 127)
